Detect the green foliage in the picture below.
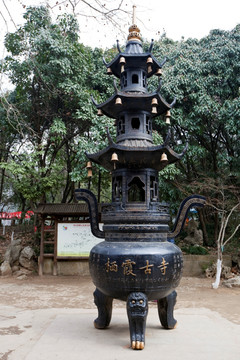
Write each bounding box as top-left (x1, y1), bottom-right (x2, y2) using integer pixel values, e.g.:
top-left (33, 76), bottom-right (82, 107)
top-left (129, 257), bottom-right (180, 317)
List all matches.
top-left (181, 245), bottom-right (209, 255)
top-left (0, 148), bottom-right (65, 203)
top-left (1, 6), bottom-right (105, 206)
top-left (1, 4), bottom-right (239, 235)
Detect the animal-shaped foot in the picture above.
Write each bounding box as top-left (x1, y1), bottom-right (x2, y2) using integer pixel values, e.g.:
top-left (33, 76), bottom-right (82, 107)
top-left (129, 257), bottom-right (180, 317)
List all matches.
top-left (127, 292), bottom-right (148, 350)
top-left (93, 288), bottom-right (113, 329)
top-left (158, 290), bottom-right (177, 329)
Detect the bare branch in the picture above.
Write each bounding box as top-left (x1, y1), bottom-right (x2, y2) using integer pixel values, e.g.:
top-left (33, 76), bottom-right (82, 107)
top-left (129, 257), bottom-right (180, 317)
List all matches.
top-left (2, 0), bottom-right (17, 30)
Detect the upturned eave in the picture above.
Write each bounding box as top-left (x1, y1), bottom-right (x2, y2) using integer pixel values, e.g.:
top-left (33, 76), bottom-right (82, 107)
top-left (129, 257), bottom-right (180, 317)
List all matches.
top-left (86, 142), bottom-right (186, 172)
top-left (92, 90), bottom-right (174, 119)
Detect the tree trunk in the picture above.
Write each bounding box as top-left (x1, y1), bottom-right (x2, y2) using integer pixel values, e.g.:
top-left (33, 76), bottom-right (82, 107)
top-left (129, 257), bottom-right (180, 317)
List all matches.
top-left (0, 168), bottom-right (6, 205)
top-left (212, 234), bottom-right (223, 289)
top-left (198, 208), bottom-right (209, 246)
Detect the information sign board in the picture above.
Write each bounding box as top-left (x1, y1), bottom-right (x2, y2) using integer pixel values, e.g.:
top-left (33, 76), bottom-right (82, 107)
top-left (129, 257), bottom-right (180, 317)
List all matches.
top-left (57, 222), bottom-right (103, 257)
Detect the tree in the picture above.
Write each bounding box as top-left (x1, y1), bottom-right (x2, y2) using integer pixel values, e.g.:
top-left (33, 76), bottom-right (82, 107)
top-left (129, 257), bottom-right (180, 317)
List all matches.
top-left (147, 27), bottom-right (240, 243)
top-left (1, 6), bottom-right (95, 207)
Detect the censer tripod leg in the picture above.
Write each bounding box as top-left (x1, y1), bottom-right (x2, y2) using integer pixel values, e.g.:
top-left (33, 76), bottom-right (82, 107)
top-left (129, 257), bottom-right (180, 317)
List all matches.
top-left (157, 290), bottom-right (177, 329)
top-left (126, 292), bottom-right (148, 350)
top-left (93, 288), bottom-right (113, 329)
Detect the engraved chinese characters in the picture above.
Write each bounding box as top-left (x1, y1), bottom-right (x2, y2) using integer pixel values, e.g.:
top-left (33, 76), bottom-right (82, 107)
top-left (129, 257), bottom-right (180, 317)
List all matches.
top-left (89, 242), bottom-right (183, 302)
top-left (105, 257), bottom-right (169, 276)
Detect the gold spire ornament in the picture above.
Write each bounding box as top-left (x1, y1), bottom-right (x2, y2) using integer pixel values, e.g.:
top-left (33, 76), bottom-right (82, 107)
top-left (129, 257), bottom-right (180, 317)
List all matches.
top-left (127, 5), bottom-right (141, 42)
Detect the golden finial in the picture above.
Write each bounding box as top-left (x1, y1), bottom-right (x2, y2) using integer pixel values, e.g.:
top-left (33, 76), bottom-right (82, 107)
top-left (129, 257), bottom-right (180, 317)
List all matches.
top-left (132, 5), bottom-right (136, 25)
top-left (127, 5), bottom-right (141, 42)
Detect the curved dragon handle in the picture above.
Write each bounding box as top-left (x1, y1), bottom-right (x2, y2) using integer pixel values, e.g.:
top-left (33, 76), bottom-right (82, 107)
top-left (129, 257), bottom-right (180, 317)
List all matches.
top-left (167, 195), bottom-right (206, 240)
top-left (75, 188), bottom-right (105, 239)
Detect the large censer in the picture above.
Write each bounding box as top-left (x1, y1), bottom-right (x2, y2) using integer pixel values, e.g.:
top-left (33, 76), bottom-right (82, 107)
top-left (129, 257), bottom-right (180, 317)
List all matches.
top-left (76, 8), bottom-right (205, 350)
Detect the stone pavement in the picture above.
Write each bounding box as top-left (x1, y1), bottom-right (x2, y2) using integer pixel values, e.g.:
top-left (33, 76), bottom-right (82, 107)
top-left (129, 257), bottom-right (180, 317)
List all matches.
top-left (1, 305), bottom-right (239, 360)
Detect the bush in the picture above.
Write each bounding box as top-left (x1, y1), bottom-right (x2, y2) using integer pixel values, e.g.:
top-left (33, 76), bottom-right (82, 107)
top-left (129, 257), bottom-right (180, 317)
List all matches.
top-left (181, 245), bottom-right (209, 255)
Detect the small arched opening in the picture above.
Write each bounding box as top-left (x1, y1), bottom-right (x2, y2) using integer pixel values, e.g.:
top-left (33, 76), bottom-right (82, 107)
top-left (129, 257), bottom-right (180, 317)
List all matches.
top-left (128, 177), bottom-right (145, 202)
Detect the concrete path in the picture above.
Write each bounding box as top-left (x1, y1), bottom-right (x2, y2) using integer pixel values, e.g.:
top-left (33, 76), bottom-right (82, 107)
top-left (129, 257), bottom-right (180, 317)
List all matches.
top-left (1, 305), bottom-right (239, 360)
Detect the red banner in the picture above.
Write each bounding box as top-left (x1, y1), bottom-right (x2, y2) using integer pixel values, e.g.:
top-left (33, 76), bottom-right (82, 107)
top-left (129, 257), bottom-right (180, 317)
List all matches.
top-left (0, 211), bottom-right (34, 219)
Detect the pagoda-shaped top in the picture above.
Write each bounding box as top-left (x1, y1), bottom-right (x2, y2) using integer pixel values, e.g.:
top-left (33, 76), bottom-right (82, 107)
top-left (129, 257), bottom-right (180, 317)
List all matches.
top-left (102, 6), bottom-right (165, 79)
top-left (88, 7), bottom-right (187, 173)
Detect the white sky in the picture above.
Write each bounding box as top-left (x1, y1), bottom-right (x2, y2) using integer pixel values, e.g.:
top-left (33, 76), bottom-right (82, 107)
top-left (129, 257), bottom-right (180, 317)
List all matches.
top-left (0, 0), bottom-right (239, 91)
top-left (1, 0), bottom-right (240, 49)
top-left (0, 0), bottom-right (240, 92)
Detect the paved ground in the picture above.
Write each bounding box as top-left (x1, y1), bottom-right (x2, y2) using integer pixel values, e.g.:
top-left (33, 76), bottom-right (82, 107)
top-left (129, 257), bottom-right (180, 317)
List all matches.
top-left (0, 275), bottom-right (240, 360)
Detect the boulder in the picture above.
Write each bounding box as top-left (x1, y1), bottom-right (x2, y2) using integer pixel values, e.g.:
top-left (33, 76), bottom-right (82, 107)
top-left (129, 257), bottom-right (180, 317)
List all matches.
top-left (205, 262), bottom-right (233, 279)
top-left (0, 261), bottom-right (12, 276)
top-left (13, 267), bottom-right (33, 277)
top-left (12, 265), bottom-right (20, 273)
top-left (19, 246), bottom-right (36, 270)
top-left (4, 239), bottom-right (22, 266)
top-left (184, 219), bottom-right (203, 246)
top-left (4, 247), bottom-right (11, 263)
top-left (222, 276), bottom-right (240, 288)
top-left (11, 244), bottom-right (22, 264)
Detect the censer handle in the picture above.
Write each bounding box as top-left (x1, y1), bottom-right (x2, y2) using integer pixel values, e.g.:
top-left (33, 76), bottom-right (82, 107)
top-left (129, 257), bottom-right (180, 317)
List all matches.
top-left (75, 188), bottom-right (105, 239)
top-left (167, 195), bottom-right (206, 239)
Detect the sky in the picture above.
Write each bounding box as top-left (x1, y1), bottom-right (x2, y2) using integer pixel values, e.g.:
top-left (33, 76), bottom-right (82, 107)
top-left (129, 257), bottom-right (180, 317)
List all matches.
top-left (0, 0), bottom-right (240, 91)
top-left (1, 0), bottom-right (240, 49)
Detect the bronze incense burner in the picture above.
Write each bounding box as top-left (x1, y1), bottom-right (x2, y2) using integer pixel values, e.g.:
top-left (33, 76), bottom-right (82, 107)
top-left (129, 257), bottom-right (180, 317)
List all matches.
top-left (76, 13), bottom-right (205, 350)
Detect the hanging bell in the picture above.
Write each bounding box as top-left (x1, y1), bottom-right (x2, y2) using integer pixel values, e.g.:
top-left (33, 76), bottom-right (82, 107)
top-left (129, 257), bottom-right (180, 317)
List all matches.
top-left (87, 168), bottom-right (92, 178)
top-left (160, 153), bottom-right (168, 162)
top-left (107, 67), bottom-right (112, 75)
top-left (147, 57), bottom-right (153, 73)
top-left (115, 97), bottom-right (122, 105)
top-left (86, 161), bottom-right (92, 177)
top-left (151, 98), bottom-right (158, 105)
top-left (155, 68), bottom-right (162, 76)
top-left (111, 152), bottom-right (119, 169)
top-left (152, 106), bottom-right (157, 114)
top-left (97, 109), bottom-right (103, 116)
top-left (165, 110), bottom-right (171, 124)
top-left (111, 152), bottom-right (119, 162)
top-left (119, 57), bottom-right (126, 73)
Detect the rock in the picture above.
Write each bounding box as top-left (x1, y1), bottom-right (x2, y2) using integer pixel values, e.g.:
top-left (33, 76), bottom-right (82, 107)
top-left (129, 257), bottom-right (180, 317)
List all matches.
top-left (4, 247), bottom-right (11, 263)
top-left (13, 267), bottom-right (33, 277)
top-left (4, 239), bottom-right (22, 266)
top-left (184, 219), bottom-right (203, 246)
top-left (12, 265), bottom-right (20, 273)
top-left (16, 274), bottom-right (28, 280)
top-left (222, 276), bottom-right (240, 288)
top-left (19, 246), bottom-right (36, 270)
top-left (12, 239), bottom-right (22, 246)
top-left (205, 262), bottom-right (233, 279)
top-left (0, 261), bottom-right (12, 276)
top-left (11, 244), bottom-right (22, 264)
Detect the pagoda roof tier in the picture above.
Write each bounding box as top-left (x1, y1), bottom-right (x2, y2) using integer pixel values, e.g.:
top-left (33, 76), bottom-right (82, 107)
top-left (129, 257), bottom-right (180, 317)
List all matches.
top-left (103, 40), bottom-right (166, 78)
top-left (91, 88), bottom-right (175, 119)
top-left (86, 138), bottom-right (187, 172)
